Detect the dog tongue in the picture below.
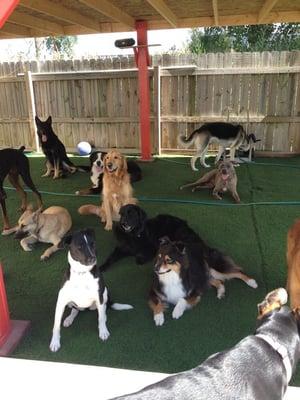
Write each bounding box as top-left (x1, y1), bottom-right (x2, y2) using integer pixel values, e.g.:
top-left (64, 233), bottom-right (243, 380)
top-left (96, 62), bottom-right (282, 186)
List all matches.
top-left (222, 174), bottom-right (229, 180)
top-left (95, 166), bottom-right (103, 172)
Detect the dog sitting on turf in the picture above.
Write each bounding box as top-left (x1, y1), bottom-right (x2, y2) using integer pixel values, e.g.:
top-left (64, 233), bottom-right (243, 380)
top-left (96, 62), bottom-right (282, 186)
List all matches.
top-left (0, 146), bottom-right (42, 235)
top-left (35, 116), bottom-right (89, 179)
top-left (149, 236), bottom-right (257, 326)
top-left (14, 205), bottom-right (72, 261)
top-left (49, 228), bottom-right (133, 352)
top-left (110, 288), bottom-right (300, 400)
top-left (75, 151), bottom-right (142, 196)
top-left (78, 150), bottom-right (138, 231)
top-left (100, 205), bottom-right (258, 301)
top-left (180, 160), bottom-right (240, 203)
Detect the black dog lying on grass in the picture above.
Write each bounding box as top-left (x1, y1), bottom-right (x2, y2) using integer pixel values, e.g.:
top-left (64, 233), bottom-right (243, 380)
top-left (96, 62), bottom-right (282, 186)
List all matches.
top-left (110, 288), bottom-right (300, 400)
top-left (100, 205), bottom-right (256, 296)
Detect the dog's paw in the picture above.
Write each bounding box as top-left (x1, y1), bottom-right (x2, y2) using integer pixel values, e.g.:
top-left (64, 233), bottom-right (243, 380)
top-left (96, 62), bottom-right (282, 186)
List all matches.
top-left (99, 326), bottom-right (110, 341)
top-left (247, 279), bottom-right (258, 289)
top-left (104, 224), bottom-right (112, 231)
top-left (154, 312), bottom-right (164, 326)
top-left (172, 299), bottom-right (187, 320)
top-left (75, 191), bottom-right (80, 195)
top-left (49, 336), bottom-right (61, 352)
top-left (217, 285), bottom-right (226, 299)
top-left (40, 254), bottom-right (49, 261)
top-left (20, 242), bottom-right (33, 252)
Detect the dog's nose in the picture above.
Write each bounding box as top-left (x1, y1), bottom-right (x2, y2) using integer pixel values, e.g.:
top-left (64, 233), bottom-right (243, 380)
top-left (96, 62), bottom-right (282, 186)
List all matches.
top-left (96, 161), bottom-right (101, 167)
top-left (222, 169), bottom-right (227, 174)
top-left (107, 162), bottom-right (113, 168)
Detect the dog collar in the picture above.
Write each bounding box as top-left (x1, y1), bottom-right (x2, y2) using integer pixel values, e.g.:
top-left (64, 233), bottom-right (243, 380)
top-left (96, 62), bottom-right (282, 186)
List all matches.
top-left (256, 333), bottom-right (292, 382)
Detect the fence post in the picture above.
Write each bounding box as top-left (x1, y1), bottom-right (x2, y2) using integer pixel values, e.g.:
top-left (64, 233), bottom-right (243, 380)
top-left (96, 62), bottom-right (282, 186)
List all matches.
top-left (24, 70), bottom-right (39, 152)
top-left (154, 65), bottom-right (161, 155)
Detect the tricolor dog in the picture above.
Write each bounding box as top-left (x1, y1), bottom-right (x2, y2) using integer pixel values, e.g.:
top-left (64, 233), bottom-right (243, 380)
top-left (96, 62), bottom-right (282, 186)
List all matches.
top-left (49, 228), bottom-right (133, 352)
top-left (111, 288), bottom-right (300, 400)
top-left (179, 122), bottom-right (251, 170)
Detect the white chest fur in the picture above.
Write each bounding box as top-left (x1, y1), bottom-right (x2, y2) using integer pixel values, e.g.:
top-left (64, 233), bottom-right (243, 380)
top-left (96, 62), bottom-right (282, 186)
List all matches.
top-left (90, 164), bottom-right (101, 187)
top-left (159, 271), bottom-right (186, 305)
top-left (62, 253), bottom-right (104, 309)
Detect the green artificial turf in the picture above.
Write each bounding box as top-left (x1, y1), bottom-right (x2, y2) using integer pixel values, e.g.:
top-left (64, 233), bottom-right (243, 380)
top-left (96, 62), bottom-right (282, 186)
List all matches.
top-left (1, 154), bottom-right (300, 385)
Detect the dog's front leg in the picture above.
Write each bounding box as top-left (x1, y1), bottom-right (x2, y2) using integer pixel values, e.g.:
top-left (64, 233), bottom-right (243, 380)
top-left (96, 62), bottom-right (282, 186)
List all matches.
top-left (231, 190), bottom-right (240, 203)
top-left (103, 198), bottom-right (113, 231)
top-left (20, 235), bottom-right (38, 251)
top-left (149, 293), bottom-right (165, 326)
top-left (41, 243), bottom-right (59, 261)
top-left (96, 289), bottom-right (110, 341)
top-left (212, 188), bottom-right (223, 200)
top-left (172, 298), bottom-right (191, 319)
top-left (42, 160), bottom-right (52, 177)
top-left (53, 158), bottom-right (60, 179)
top-left (50, 290), bottom-right (69, 352)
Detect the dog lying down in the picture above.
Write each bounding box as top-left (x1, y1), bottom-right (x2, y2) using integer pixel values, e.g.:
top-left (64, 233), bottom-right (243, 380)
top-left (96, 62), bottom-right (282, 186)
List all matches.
top-left (13, 205), bottom-right (72, 261)
top-left (180, 160), bottom-right (240, 203)
top-left (50, 228), bottom-right (133, 352)
top-left (110, 288), bottom-right (300, 400)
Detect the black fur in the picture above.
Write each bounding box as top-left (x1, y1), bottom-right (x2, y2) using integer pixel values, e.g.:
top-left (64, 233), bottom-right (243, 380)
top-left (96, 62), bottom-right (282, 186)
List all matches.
top-left (76, 151), bottom-right (142, 195)
top-left (182, 122), bottom-right (245, 143)
top-left (110, 304), bottom-right (300, 400)
top-left (0, 146), bottom-right (42, 231)
top-left (100, 204), bottom-right (240, 276)
top-left (35, 116), bottom-right (89, 176)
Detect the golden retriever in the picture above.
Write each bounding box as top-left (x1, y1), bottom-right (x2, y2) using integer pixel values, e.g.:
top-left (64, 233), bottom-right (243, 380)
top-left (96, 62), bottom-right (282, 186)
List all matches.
top-left (287, 219), bottom-right (300, 308)
top-left (78, 150), bottom-right (137, 231)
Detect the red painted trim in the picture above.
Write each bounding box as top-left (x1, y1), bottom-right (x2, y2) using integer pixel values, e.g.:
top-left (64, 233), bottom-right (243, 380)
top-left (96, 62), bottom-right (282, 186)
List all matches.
top-left (0, 264), bottom-right (11, 347)
top-left (0, 0), bottom-right (19, 29)
top-left (135, 20), bottom-right (152, 160)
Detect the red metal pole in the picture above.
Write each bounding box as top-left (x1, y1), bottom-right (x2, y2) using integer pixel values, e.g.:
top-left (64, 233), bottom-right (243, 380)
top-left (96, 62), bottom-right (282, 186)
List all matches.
top-left (0, 0), bottom-right (19, 29)
top-left (135, 20), bottom-right (152, 161)
top-left (0, 264), bottom-right (11, 347)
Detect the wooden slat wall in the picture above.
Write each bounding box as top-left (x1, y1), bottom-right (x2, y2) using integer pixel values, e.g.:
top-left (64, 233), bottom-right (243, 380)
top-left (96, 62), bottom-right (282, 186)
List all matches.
top-left (0, 51), bottom-right (299, 154)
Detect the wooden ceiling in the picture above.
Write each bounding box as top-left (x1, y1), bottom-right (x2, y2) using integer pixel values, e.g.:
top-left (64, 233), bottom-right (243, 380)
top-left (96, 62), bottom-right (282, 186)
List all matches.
top-left (1, 0), bottom-right (300, 39)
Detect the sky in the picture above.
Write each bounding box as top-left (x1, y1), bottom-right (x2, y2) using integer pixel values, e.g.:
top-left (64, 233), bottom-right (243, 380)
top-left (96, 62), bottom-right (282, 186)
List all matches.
top-left (0, 28), bottom-right (191, 61)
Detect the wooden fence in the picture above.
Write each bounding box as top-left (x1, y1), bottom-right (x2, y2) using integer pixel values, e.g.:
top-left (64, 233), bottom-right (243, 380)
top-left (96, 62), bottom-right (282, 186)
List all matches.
top-left (0, 51), bottom-right (299, 155)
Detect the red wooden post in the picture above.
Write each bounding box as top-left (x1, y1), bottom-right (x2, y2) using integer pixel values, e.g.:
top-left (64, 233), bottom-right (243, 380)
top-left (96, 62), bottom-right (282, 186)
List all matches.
top-left (135, 20), bottom-right (152, 161)
top-left (0, 264), bottom-right (30, 356)
top-left (0, 0), bottom-right (19, 29)
top-left (0, 265), bottom-right (11, 347)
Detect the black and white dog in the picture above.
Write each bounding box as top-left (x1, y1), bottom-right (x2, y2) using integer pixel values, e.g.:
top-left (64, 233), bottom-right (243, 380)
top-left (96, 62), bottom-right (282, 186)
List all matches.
top-left (76, 151), bottom-right (142, 195)
top-left (49, 228), bottom-right (133, 352)
top-left (111, 288), bottom-right (300, 400)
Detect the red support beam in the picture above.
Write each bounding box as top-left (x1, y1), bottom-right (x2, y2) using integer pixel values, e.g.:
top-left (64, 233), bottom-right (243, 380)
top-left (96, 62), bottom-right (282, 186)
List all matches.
top-left (135, 20), bottom-right (152, 161)
top-left (0, 0), bottom-right (19, 29)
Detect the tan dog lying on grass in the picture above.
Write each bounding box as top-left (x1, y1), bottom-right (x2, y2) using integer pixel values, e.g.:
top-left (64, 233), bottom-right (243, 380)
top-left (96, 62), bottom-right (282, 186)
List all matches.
top-left (180, 160), bottom-right (240, 203)
top-left (287, 219), bottom-right (300, 308)
top-left (79, 150), bottom-right (137, 231)
top-left (14, 205), bottom-right (72, 261)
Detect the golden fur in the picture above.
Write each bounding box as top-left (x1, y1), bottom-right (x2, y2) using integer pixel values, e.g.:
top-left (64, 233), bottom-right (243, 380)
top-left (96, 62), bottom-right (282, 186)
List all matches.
top-left (287, 219), bottom-right (300, 308)
top-left (78, 150), bottom-right (137, 231)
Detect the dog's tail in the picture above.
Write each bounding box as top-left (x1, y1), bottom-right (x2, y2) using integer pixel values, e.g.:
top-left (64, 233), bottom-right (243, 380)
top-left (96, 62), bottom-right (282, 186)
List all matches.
top-left (111, 303), bottom-right (133, 311)
top-left (178, 128), bottom-right (201, 148)
top-left (78, 204), bottom-right (101, 216)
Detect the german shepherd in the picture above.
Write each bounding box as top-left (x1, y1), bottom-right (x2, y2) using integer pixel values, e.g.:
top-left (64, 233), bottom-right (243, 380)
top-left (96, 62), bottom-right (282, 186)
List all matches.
top-left (35, 116), bottom-right (89, 179)
top-left (179, 122), bottom-right (251, 170)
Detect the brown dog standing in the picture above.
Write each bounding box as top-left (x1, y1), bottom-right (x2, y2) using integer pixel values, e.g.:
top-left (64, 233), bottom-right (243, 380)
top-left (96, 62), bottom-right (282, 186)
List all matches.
top-left (287, 219), bottom-right (300, 308)
top-left (180, 160), bottom-right (240, 203)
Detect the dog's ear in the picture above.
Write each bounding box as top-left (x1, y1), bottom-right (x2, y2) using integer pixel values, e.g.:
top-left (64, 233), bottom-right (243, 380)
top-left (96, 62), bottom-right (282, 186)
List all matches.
top-left (257, 288), bottom-right (288, 319)
top-left (35, 116), bottom-right (41, 125)
top-left (57, 233), bottom-right (73, 249)
top-left (46, 116), bottom-right (52, 125)
top-left (32, 207), bottom-right (42, 222)
top-left (135, 206), bottom-right (147, 235)
top-left (26, 203), bottom-right (34, 212)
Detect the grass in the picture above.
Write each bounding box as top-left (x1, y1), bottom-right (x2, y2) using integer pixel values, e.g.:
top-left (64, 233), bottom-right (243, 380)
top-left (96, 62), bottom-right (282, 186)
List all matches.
top-left (1, 154), bottom-right (300, 385)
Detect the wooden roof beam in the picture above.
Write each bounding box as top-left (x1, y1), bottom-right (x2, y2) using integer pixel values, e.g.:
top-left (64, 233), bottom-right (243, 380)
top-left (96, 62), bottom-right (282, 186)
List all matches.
top-left (258, 0), bottom-right (279, 23)
top-left (212, 0), bottom-right (219, 26)
top-left (1, 22), bottom-right (31, 37)
top-left (78, 0), bottom-right (135, 29)
top-left (8, 10), bottom-right (65, 35)
top-left (146, 0), bottom-right (178, 28)
top-left (19, 0), bottom-right (100, 32)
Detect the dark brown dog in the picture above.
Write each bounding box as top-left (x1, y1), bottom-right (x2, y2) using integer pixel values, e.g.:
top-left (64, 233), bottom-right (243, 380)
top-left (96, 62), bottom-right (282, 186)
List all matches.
top-left (180, 160), bottom-right (240, 203)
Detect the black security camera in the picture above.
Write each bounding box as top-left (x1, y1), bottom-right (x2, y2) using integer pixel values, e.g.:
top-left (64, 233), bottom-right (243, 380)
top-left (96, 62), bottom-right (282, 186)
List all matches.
top-left (114, 38), bottom-right (135, 49)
